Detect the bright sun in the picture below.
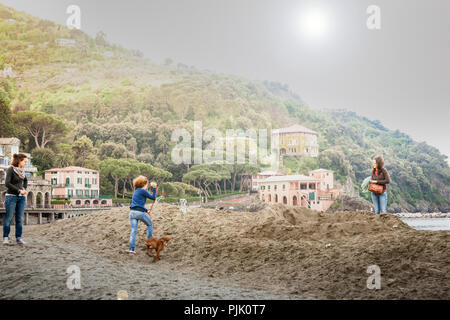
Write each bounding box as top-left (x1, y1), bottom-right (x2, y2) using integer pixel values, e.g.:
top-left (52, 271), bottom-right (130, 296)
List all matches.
top-left (298, 8), bottom-right (329, 40)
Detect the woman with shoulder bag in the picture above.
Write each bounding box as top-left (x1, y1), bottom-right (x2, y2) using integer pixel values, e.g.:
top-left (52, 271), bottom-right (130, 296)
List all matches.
top-left (369, 155), bottom-right (390, 214)
top-left (3, 153), bottom-right (28, 245)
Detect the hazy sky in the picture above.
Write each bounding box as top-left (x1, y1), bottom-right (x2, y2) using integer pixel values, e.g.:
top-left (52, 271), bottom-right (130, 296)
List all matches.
top-left (2, 0), bottom-right (449, 162)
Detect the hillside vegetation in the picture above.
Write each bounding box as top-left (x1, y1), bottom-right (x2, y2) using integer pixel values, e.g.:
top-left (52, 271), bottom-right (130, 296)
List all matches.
top-left (0, 4), bottom-right (449, 212)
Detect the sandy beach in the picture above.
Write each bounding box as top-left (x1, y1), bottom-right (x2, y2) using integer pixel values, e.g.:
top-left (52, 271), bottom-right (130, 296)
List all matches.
top-left (1, 203), bottom-right (449, 299)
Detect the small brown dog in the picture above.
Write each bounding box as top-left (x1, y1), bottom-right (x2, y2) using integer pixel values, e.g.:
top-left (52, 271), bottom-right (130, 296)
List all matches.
top-left (142, 232), bottom-right (171, 260)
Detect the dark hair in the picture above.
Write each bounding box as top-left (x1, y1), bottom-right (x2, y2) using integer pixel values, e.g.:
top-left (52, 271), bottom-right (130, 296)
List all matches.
top-left (372, 155), bottom-right (384, 173)
top-left (11, 153), bottom-right (27, 167)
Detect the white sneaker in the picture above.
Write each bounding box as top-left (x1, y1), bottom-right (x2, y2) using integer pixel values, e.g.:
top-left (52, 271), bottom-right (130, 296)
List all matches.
top-left (127, 250), bottom-right (136, 255)
top-left (3, 237), bottom-right (10, 245)
top-left (16, 238), bottom-right (26, 245)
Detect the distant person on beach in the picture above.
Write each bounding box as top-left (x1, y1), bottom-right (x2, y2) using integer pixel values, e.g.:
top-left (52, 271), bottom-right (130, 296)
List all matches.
top-left (127, 175), bottom-right (157, 255)
top-left (370, 155), bottom-right (390, 214)
top-left (3, 153), bottom-right (28, 245)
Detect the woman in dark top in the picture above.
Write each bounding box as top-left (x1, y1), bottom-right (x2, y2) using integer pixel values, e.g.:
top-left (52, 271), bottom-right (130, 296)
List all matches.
top-left (3, 153), bottom-right (28, 245)
top-left (370, 155), bottom-right (390, 214)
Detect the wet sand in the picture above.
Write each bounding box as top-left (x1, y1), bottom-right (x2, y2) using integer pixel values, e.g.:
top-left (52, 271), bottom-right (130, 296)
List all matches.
top-left (1, 203), bottom-right (449, 299)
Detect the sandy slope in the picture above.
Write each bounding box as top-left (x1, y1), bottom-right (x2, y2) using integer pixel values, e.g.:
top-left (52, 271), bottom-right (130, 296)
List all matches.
top-left (3, 203), bottom-right (449, 299)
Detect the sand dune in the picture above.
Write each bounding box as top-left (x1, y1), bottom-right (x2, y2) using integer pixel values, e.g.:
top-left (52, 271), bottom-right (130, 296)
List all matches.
top-left (12, 203), bottom-right (450, 299)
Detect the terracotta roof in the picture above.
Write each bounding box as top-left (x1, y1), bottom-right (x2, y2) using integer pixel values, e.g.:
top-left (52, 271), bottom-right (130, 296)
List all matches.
top-left (45, 166), bottom-right (98, 172)
top-left (261, 174), bottom-right (320, 183)
top-left (0, 137), bottom-right (20, 145)
top-left (272, 124), bottom-right (318, 135)
top-left (258, 170), bottom-right (282, 176)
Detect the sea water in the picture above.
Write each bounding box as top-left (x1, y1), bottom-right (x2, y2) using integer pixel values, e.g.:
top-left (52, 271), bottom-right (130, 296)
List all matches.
top-left (400, 218), bottom-right (450, 231)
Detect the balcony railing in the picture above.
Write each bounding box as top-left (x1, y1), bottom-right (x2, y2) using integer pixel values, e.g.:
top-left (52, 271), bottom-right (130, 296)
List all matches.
top-left (85, 184), bottom-right (91, 188)
top-left (52, 184), bottom-right (74, 188)
top-left (53, 195), bottom-right (99, 199)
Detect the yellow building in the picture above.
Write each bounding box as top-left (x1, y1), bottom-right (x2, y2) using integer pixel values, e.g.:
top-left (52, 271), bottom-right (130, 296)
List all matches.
top-left (271, 124), bottom-right (319, 157)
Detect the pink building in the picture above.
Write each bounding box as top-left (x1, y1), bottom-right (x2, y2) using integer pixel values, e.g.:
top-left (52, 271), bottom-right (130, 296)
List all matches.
top-left (44, 166), bottom-right (112, 207)
top-left (249, 170), bottom-right (283, 192)
top-left (258, 168), bottom-right (341, 211)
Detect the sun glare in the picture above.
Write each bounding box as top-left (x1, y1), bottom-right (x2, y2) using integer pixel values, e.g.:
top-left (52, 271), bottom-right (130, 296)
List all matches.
top-left (298, 8), bottom-right (330, 40)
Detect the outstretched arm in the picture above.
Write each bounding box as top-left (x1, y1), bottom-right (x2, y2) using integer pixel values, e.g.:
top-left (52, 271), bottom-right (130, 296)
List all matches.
top-left (144, 187), bottom-right (157, 201)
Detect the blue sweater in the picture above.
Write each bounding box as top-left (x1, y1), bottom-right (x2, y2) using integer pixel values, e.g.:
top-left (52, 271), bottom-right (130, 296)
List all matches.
top-left (130, 188), bottom-right (157, 213)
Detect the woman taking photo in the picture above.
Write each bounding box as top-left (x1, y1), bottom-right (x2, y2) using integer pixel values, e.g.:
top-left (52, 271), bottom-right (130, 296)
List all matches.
top-left (370, 155), bottom-right (390, 214)
top-left (3, 153), bottom-right (28, 245)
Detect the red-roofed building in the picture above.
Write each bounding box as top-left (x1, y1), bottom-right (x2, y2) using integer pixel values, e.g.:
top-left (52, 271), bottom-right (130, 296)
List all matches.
top-left (257, 168), bottom-right (342, 211)
top-left (44, 166), bottom-right (112, 207)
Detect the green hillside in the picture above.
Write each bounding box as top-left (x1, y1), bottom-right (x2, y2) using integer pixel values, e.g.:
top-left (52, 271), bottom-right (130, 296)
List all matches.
top-left (0, 3), bottom-right (449, 212)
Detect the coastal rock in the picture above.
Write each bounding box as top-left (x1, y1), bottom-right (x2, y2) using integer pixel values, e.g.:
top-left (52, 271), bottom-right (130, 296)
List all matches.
top-left (438, 206), bottom-right (450, 213)
top-left (342, 177), bottom-right (359, 198)
top-left (388, 202), bottom-right (404, 213)
top-left (326, 195), bottom-right (372, 213)
top-left (414, 200), bottom-right (430, 213)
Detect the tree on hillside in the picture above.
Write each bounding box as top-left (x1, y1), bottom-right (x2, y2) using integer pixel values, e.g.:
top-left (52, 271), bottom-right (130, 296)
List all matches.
top-left (164, 58), bottom-right (173, 66)
top-left (95, 31), bottom-right (107, 46)
top-left (99, 158), bottom-right (129, 199)
top-left (0, 98), bottom-right (14, 137)
top-left (97, 142), bottom-right (133, 160)
top-left (182, 165), bottom-right (222, 198)
top-left (14, 111), bottom-right (69, 149)
top-left (72, 135), bottom-right (96, 167)
top-left (54, 143), bottom-right (73, 168)
top-left (99, 158), bottom-right (172, 198)
top-left (31, 147), bottom-right (55, 173)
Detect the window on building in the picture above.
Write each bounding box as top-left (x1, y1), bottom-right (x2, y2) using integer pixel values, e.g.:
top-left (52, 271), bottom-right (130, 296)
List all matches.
top-left (11, 146), bottom-right (19, 154)
top-left (77, 178), bottom-right (82, 184)
top-left (85, 178), bottom-right (90, 185)
top-left (300, 183), bottom-right (307, 190)
top-left (268, 185), bottom-right (270, 190)
top-left (0, 146), bottom-right (3, 154)
top-left (282, 184), bottom-right (285, 189)
top-left (66, 177), bottom-right (70, 186)
top-left (85, 190), bottom-right (89, 197)
top-left (51, 178), bottom-right (57, 185)
top-left (274, 185), bottom-right (277, 190)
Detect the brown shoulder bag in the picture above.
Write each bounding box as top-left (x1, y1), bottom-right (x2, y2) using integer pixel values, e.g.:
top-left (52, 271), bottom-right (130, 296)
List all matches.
top-left (369, 182), bottom-right (384, 194)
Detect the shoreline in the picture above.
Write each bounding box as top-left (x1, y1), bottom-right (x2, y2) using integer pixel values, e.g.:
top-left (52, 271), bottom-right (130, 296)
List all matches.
top-left (394, 213), bottom-right (450, 218)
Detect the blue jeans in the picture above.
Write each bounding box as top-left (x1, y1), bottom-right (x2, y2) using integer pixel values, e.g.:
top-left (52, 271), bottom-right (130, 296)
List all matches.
top-left (371, 191), bottom-right (387, 214)
top-left (3, 195), bottom-right (26, 239)
top-left (129, 209), bottom-right (153, 251)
